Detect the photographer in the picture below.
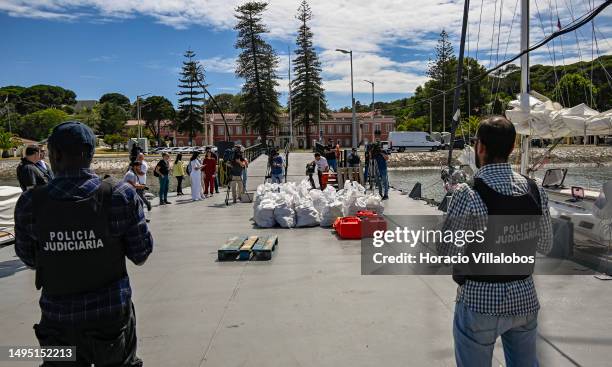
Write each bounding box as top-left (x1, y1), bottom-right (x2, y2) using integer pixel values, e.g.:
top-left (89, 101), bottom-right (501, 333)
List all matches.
top-left (308, 152), bottom-right (329, 189)
top-left (228, 151), bottom-right (246, 203)
top-left (124, 161), bottom-right (152, 213)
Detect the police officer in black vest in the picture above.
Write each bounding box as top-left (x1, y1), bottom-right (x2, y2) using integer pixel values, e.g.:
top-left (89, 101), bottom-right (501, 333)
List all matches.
top-left (440, 116), bottom-right (552, 367)
top-left (14, 121), bottom-right (153, 366)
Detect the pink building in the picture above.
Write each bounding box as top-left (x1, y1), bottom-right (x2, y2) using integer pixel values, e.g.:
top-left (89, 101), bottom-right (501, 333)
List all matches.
top-left (126, 110), bottom-right (395, 148)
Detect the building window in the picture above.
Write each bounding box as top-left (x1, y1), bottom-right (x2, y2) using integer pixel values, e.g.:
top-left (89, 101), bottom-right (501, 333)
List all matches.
top-left (246, 139), bottom-right (251, 147)
top-left (344, 125), bottom-right (351, 133)
top-left (236, 126), bottom-right (242, 134)
top-left (218, 126), bottom-right (225, 135)
top-left (328, 125), bottom-right (333, 134)
top-left (364, 124), bottom-right (369, 133)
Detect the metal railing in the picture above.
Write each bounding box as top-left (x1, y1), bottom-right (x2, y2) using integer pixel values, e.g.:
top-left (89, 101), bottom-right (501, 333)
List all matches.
top-left (243, 143), bottom-right (267, 163)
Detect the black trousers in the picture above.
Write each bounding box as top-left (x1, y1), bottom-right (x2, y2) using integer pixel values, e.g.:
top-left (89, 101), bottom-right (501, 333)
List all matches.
top-left (176, 175), bottom-right (184, 194)
top-left (135, 189), bottom-right (151, 212)
top-left (308, 171), bottom-right (323, 189)
top-left (34, 303), bottom-right (142, 367)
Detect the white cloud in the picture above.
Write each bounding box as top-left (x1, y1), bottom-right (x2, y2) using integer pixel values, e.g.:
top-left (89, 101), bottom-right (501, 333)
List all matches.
top-left (200, 56), bottom-right (236, 73)
top-left (2, 0), bottom-right (610, 95)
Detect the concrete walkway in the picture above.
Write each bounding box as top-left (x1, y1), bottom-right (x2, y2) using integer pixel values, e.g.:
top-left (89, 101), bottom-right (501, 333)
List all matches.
top-left (0, 152), bottom-right (611, 366)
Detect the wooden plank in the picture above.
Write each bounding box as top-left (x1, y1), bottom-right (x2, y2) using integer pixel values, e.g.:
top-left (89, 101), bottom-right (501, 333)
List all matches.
top-left (218, 236), bottom-right (247, 261)
top-left (238, 236), bottom-right (259, 261)
top-left (253, 235), bottom-right (278, 260)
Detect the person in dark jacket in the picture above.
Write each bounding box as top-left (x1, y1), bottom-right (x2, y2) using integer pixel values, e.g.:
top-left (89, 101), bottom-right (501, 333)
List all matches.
top-left (35, 147), bottom-right (54, 182)
top-left (14, 121), bottom-right (153, 367)
top-left (16, 145), bottom-right (48, 191)
top-left (154, 153), bottom-right (171, 205)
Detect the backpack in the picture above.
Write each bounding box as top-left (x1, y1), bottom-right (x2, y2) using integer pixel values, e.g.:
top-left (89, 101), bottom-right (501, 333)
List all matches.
top-left (153, 164), bottom-right (160, 177)
top-left (186, 161), bottom-right (193, 175)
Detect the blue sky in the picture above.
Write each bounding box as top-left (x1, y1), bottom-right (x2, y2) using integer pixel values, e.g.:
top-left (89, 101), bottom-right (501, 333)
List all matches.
top-left (0, 0), bottom-right (610, 110)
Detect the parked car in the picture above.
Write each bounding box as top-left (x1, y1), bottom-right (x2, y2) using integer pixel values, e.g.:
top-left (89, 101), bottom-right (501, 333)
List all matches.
top-left (388, 132), bottom-right (442, 152)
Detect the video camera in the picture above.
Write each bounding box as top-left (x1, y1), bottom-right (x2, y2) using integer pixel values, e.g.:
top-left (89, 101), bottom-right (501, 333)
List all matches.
top-left (223, 146), bottom-right (242, 162)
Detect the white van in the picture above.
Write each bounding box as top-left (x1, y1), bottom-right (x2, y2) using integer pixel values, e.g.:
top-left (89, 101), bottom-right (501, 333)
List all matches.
top-left (388, 131), bottom-right (441, 152)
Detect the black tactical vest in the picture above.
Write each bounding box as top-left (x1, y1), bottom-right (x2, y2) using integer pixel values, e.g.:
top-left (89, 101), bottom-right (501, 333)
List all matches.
top-left (32, 180), bottom-right (127, 296)
top-left (453, 176), bottom-right (543, 285)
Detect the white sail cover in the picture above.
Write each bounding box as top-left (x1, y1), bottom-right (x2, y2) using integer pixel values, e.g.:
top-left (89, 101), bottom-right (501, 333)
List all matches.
top-left (505, 92), bottom-right (612, 138)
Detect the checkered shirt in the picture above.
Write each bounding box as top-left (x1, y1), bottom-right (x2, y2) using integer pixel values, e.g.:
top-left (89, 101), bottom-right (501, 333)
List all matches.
top-left (441, 163), bottom-right (553, 316)
top-left (15, 168), bottom-right (153, 323)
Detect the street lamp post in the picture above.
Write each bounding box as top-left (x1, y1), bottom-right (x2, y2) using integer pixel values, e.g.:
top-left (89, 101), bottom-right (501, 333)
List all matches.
top-left (336, 49), bottom-right (357, 148)
top-left (432, 88), bottom-right (446, 132)
top-left (429, 100), bottom-right (432, 134)
top-left (363, 80), bottom-right (374, 144)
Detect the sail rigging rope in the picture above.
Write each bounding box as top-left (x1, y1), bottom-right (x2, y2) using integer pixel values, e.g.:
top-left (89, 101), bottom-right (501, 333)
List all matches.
top-left (398, 0), bottom-right (611, 112)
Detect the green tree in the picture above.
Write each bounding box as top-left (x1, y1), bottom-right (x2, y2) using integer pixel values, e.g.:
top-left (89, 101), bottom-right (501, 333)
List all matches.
top-left (72, 106), bottom-right (101, 129)
top-left (103, 133), bottom-right (123, 151)
top-left (176, 50), bottom-right (205, 145)
top-left (1, 85), bottom-right (76, 115)
top-left (290, 0), bottom-right (328, 149)
top-left (235, 1), bottom-right (281, 145)
top-left (97, 102), bottom-right (128, 136)
top-left (99, 93), bottom-right (131, 110)
top-left (141, 96), bottom-right (175, 146)
top-left (211, 93), bottom-right (242, 113)
top-left (552, 73), bottom-right (599, 107)
top-left (397, 116), bottom-right (428, 132)
top-left (426, 30), bottom-right (455, 126)
top-left (16, 108), bottom-right (69, 140)
top-left (0, 129), bottom-right (20, 158)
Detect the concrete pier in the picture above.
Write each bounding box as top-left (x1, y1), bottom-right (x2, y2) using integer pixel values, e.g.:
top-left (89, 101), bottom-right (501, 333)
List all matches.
top-left (0, 152), bottom-right (611, 366)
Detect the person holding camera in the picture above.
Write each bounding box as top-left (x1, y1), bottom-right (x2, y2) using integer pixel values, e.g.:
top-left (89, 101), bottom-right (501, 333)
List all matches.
top-left (308, 152), bottom-right (329, 189)
top-left (124, 161), bottom-right (152, 214)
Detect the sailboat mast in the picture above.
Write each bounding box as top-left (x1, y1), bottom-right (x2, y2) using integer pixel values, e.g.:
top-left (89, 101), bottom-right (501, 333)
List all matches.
top-left (446, 0), bottom-right (470, 170)
top-left (519, 0), bottom-right (531, 175)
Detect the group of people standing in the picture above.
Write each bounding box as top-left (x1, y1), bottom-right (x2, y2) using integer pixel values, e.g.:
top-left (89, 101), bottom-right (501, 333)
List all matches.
top-left (16, 145), bottom-right (54, 192)
top-left (186, 148), bottom-right (222, 201)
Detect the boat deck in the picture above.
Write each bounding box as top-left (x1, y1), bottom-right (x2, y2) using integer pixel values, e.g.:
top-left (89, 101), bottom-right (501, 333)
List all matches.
top-left (0, 152), bottom-right (611, 366)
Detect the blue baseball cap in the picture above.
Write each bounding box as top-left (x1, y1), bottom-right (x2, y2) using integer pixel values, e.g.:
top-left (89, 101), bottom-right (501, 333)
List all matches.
top-left (48, 121), bottom-right (96, 156)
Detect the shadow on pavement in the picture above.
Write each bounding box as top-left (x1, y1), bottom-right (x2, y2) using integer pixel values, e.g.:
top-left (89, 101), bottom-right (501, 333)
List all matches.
top-left (0, 258), bottom-right (28, 279)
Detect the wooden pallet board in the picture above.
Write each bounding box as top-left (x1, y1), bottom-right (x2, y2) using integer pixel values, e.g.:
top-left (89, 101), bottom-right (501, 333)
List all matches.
top-left (252, 235), bottom-right (278, 261)
top-left (239, 235), bottom-right (259, 261)
top-left (218, 236), bottom-right (248, 261)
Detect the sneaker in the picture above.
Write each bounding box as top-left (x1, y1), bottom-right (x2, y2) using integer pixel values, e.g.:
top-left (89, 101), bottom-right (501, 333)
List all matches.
top-left (165, 200), bottom-right (172, 204)
top-left (160, 202), bottom-right (166, 205)
top-left (145, 219), bottom-right (150, 223)
top-left (382, 195), bottom-right (389, 200)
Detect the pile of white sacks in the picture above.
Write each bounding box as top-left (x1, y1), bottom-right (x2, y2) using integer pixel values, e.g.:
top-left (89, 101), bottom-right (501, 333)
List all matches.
top-left (253, 179), bottom-right (384, 228)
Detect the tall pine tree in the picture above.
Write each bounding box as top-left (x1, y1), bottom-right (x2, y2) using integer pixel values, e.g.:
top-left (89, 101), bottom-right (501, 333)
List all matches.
top-left (426, 30), bottom-right (456, 128)
top-left (234, 1), bottom-right (280, 146)
top-left (176, 49), bottom-right (205, 146)
top-left (291, 0), bottom-right (327, 149)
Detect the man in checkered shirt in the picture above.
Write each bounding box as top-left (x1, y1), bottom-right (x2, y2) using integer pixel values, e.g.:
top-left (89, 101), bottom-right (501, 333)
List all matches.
top-left (440, 116), bottom-right (552, 367)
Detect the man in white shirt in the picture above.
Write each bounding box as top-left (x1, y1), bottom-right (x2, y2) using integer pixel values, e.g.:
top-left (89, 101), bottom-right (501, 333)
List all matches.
top-left (308, 152), bottom-right (328, 189)
top-left (124, 161), bottom-right (152, 215)
top-left (136, 153), bottom-right (148, 185)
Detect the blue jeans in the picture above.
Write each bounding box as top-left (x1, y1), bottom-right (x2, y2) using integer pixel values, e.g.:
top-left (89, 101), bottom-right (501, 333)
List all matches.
top-left (242, 168), bottom-right (248, 191)
top-left (158, 175), bottom-right (169, 203)
top-left (271, 172), bottom-right (284, 184)
top-left (454, 301), bottom-right (539, 367)
top-left (378, 169), bottom-right (389, 197)
top-left (328, 158), bottom-right (337, 172)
